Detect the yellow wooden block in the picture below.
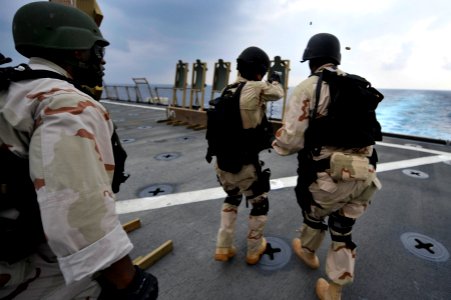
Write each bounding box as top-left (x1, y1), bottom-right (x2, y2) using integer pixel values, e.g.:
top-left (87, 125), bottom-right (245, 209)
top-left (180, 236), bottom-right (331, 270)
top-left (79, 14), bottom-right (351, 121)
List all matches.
top-left (132, 256), bottom-right (144, 265)
top-left (134, 240), bottom-right (173, 270)
top-left (122, 218), bottom-right (141, 233)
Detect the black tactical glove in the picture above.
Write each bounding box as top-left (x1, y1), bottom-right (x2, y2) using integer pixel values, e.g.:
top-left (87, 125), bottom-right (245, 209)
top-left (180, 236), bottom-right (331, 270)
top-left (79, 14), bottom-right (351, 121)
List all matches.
top-left (98, 266), bottom-right (159, 300)
top-left (268, 71), bottom-right (282, 83)
top-left (0, 53), bottom-right (12, 65)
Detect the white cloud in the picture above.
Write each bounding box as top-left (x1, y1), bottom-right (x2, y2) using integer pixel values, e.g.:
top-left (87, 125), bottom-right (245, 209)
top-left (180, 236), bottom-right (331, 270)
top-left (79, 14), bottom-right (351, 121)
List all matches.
top-left (2, 0), bottom-right (451, 90)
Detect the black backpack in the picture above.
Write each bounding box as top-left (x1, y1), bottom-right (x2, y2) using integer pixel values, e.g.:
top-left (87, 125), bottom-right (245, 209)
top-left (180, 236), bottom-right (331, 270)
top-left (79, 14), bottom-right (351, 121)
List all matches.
top-left (305, 68), bottom-right (384, 151)
top-left (0, 59), bottom-right (128, 263)
top-left (205, 82), bottom-right (274, 173)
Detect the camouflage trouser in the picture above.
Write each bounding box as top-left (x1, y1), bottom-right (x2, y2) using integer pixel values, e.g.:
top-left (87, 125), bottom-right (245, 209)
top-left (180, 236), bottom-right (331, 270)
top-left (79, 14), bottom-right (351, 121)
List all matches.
top-left (215, 163), bottom-right (269, 255)
top-left (299, 169), bottom-right (382, 285)
top-left (0, 243), bottom-right (100, 299)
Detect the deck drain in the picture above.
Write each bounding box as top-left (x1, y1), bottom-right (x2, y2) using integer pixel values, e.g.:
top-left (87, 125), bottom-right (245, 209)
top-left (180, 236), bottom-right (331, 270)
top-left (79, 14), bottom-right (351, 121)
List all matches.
top-left (176, 136), bottom-right (196, 142)
top-left (400, 232), bottom-right (449, 262)
top-left (154, 152), bottom-right (180, 161)
top-left (137, 125), bottom-right (153, 129)
top-left (121, 138), bottom-right (136, 144)
top-left (139, 184), bottom-right (174, 198)
top-left (402, 169), bottom-right (429, 179)
top-left (257, 237), bottom-right (291, 271)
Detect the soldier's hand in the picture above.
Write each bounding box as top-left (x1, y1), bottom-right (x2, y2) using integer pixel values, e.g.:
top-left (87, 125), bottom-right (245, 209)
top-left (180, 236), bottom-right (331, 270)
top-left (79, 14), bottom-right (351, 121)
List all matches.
top-left (98, 265), bottom-right (158, 299)
top-left (97, 255), bottom-right (158, 299)
top-left (268, 71), bottom-right (282, 83)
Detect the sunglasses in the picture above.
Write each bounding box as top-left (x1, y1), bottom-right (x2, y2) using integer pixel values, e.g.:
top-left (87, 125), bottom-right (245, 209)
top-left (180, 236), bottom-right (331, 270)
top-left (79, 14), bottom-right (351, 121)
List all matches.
top-left (92, 44), bottom-right (105, 60)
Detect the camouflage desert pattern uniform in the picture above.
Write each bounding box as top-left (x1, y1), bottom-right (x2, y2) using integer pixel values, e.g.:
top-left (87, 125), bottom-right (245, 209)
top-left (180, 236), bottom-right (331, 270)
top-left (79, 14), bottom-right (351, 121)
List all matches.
top-left (215, 75), bottom-right (284, 261)
top-left (0, 58), bottom-right (133, 299)
top-left (273, 64), bottom-right (382, 285)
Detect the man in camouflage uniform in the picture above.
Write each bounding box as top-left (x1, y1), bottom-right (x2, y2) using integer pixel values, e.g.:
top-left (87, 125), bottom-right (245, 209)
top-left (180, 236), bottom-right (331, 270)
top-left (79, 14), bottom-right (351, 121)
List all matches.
top-left (213, 46), bottom-right (284, 265)
top-left (272, 33), bottom-right (382, 300)
top-left (0, 2), bottom-right (157, 299)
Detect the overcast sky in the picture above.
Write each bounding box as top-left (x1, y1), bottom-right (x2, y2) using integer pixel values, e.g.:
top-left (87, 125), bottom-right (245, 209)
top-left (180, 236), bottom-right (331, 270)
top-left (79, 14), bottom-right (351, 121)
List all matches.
top-left (2, 0), bottom-right (451, 90)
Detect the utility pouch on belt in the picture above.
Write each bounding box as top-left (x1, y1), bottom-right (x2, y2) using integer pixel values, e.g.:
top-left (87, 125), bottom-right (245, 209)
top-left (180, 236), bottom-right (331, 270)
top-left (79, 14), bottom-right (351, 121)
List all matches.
top-left (330, 152), bottom-right (370, 182)
top-left (251, 168), bottom-right (271, 195)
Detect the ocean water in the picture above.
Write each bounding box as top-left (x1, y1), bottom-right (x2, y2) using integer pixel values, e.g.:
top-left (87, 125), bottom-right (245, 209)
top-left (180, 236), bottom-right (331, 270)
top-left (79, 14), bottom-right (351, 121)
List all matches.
top-left (103, 84), bottom-right (451, 142)
top-left (376, 89), bottom-right (451, 142)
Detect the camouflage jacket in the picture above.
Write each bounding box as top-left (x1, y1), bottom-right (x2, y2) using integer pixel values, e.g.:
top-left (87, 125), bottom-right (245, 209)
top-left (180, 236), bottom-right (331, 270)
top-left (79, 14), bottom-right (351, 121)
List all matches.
top-left (234, 74), bottom-right (284, 129)
top-left (0, 57), bottom-right (133, 283)
top-left (273, 64), bottom-right (373, 159)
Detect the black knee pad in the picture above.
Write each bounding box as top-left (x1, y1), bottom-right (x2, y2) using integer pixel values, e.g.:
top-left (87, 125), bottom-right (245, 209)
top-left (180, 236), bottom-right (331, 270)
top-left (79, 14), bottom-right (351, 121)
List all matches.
top-left (249, 196), bottom-right (269, 216)
top-left (224, 194), bottom-right (242, 206)
top-left (328, 211), bottom-right (357, 250)
top-left (328, 211), bottom-right (356, 235)
top-left (303, 211), bottom-right (328, 231)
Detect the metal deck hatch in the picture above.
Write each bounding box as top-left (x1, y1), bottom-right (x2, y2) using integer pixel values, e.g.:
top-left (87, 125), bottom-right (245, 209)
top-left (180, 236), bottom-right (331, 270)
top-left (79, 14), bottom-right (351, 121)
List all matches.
top-left (400, 232), bottom-right (449, 262)
top-left (257, 237), bottom-right (292, 271)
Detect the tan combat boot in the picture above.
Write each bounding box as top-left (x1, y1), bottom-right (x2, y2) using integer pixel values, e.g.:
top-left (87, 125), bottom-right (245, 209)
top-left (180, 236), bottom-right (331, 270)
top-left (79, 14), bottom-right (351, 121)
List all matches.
top-left (246, 237), bottom-right (266, 265)
top-left (215, 246), bottom-right (237, 262)
top-left (215, 203), bottom-right (238, 262)
top-left (292, 237), bottom-right (320, 269)
top-left (315, 278), bottom-right (342, 300)
top-left (246, 215), bottom-right (267, 265)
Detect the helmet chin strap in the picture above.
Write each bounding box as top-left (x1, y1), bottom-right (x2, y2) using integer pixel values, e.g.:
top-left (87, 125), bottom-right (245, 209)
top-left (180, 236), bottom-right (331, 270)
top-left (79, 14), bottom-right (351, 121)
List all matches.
top-left (72, 61), bottom-right (104, 88)
top-left (70, 47), bottom-right (105, 88)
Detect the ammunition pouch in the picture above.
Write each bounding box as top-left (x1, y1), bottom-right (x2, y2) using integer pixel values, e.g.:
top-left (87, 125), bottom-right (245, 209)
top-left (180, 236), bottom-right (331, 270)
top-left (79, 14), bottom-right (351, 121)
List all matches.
top-left (330, 152), bottom-right (371, 182)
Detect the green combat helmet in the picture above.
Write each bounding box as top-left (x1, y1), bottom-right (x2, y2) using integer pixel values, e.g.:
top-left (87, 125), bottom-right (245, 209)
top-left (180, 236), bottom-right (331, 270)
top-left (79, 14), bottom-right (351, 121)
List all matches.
top-left (12, 1), bottom-right (110, 89)
top-left (301, 33), bottom-right (341, 65)
top-left (13, 1), bottom-right (109, 58)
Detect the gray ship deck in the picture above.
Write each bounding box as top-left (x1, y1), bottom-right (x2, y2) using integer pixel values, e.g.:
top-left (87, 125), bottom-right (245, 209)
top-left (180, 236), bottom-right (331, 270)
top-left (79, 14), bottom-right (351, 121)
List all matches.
top-left (102, 100), bottom-right (451, 300)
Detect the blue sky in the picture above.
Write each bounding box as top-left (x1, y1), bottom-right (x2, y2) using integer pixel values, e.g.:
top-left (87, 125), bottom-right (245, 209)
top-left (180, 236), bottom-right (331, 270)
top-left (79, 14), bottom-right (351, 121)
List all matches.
top-left (2, 0), bottom-right (451, 90)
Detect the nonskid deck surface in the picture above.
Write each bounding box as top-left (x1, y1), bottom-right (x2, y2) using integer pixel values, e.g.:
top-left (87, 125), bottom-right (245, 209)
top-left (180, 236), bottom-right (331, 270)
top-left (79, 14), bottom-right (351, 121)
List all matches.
top-left (102, 100), bottom-right (451, 300)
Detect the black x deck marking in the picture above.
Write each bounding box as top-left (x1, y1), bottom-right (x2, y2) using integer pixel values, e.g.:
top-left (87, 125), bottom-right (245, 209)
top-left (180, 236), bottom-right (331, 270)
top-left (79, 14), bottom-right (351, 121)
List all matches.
top-left (414, 238), bottom-right (435, 254)
top-left (263, 242), bottom-right (281, 260)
